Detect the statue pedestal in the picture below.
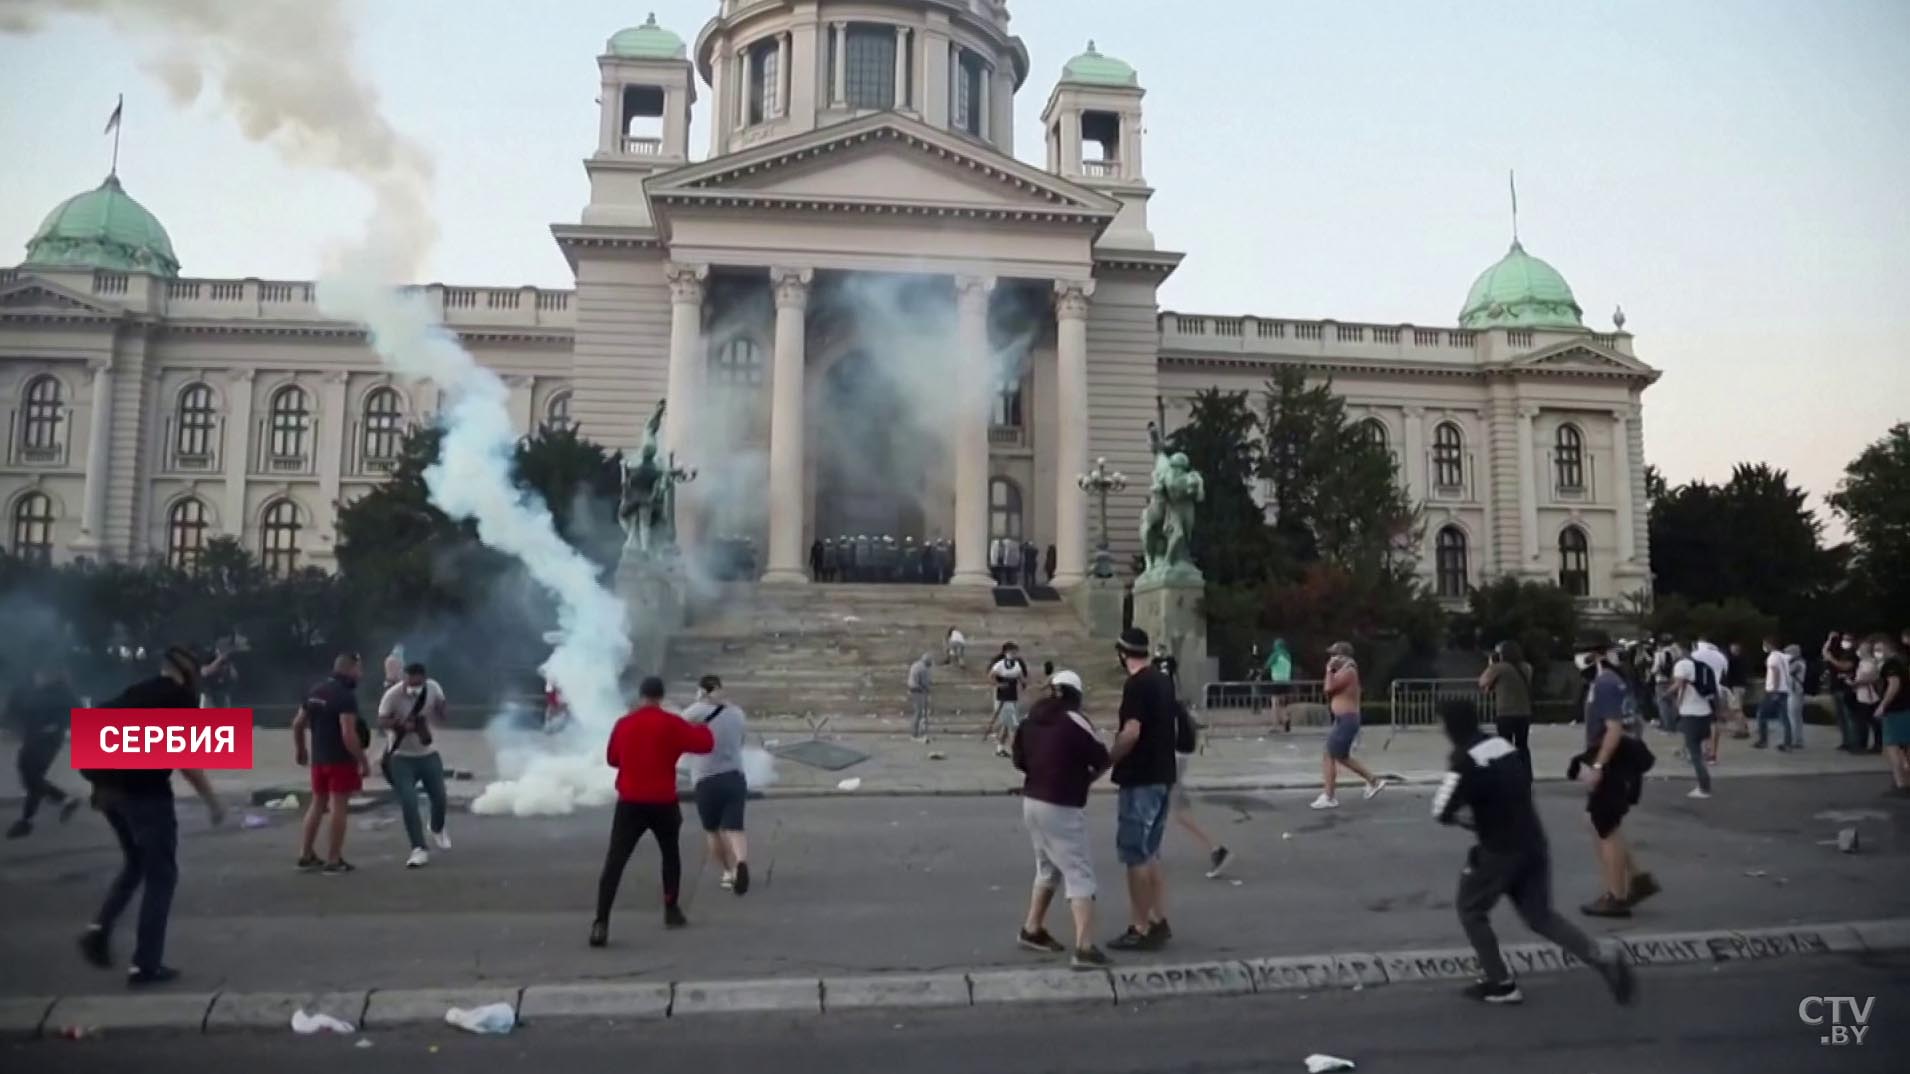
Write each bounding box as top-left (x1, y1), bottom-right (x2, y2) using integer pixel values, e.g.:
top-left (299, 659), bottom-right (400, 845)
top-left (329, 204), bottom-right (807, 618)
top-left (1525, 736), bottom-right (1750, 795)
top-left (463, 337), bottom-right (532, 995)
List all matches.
top-left (615, 553), bottom-right (687, 680)
top-left (1069, 576), bottom-right (1125, 639)
top-left (1131, 571), bottom-right (1208, 706)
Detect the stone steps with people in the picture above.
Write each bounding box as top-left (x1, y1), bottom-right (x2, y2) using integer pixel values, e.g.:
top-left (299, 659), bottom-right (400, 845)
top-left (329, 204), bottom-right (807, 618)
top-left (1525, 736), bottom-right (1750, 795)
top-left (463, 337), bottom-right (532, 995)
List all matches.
top-left (664, 583), bottom-right (1123, 721)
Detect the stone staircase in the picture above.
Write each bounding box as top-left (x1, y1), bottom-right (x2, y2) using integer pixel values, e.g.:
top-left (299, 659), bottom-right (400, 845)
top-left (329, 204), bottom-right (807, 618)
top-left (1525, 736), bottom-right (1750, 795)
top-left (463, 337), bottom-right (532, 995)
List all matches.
top-left (664, 584), bottom-right (1122, 725)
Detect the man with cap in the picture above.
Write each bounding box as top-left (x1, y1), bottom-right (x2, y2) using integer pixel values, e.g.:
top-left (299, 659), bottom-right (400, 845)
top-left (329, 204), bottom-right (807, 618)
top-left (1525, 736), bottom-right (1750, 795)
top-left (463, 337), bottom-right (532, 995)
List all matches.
top-left (78, 645), bottom-right (227, 986)
top-left (1012, 668), bottom-right (1112, 969)
top-left (1571, 633), bottom-right (1660, 917)
top-left (1311, 642), bottom-right (1391, 809)
top-left (1433, 698), bottom-right (1636, 1006)
top-left (591, 676), bottom-right (714, 947)
top-left (1108, 627), bottom-right (1180, 950)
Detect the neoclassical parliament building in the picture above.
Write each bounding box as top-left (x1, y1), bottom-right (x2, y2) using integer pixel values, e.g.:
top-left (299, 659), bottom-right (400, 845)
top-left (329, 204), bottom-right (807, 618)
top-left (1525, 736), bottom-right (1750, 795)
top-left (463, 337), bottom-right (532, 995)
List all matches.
top-left (0, 0), bottom-right (1657, 611)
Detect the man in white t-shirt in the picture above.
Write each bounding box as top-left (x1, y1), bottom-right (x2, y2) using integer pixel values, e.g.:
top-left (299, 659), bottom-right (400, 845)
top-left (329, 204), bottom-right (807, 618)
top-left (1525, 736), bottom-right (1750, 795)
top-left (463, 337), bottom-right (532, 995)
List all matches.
top-left (1755, 637), bottom-right (1796, 751)
top-left (1669, 646), bottom-right (1716, 799)
top-left (1690, 640), bottom-right (1730, 765)
top-left (376, 663), bottom-right (451, 867)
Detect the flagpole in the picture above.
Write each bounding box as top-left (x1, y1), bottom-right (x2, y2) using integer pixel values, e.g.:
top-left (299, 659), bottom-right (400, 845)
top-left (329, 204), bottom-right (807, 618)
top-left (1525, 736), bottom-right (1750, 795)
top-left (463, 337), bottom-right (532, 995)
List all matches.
top-left (111, 94), bottom-right (122, 176)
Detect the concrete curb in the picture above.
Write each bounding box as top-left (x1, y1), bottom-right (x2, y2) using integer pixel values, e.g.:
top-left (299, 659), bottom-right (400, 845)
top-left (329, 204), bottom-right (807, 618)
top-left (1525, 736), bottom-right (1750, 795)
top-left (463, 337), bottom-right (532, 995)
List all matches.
top-left (17, 916), bottom-right (1907, 1040)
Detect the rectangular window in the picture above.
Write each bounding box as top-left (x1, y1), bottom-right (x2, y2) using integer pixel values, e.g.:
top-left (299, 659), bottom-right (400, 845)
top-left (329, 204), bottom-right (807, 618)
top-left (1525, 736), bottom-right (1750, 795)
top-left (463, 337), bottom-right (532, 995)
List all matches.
top-left (844, 26), bottom-right (896, 109)
top-left (748, 40), bottom-right (780, 124)
top-left (954, 50), bottom-right (986, 136)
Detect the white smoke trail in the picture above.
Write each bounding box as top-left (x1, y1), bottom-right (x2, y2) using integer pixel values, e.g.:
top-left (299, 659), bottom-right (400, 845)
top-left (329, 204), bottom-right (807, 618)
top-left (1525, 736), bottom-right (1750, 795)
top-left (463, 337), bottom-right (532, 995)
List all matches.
top-left (6, 0), bottom-right (632, 813)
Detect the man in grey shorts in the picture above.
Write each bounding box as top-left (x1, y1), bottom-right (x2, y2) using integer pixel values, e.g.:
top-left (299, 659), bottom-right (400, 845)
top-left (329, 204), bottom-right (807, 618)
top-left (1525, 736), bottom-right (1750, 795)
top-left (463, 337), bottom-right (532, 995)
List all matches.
top-left (683, 675), bottom-right (751, 895)
top-left (1011, 670), bottom-right (1112, 969)
top-left (1312, 642), bottom-right (1391, 809)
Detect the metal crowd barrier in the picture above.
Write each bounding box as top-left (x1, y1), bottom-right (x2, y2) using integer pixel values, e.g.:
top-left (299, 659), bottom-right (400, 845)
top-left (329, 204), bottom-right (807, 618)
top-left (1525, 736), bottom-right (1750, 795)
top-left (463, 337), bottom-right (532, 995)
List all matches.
top-left (1199, 680), bottom-right (1334, 727)
top-left (1388, 678), bottom-right (1497, 730)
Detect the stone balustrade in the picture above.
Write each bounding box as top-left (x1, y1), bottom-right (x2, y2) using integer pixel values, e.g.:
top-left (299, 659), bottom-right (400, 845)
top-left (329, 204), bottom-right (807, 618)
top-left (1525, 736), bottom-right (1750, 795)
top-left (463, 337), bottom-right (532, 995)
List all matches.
top-left (120, 277), bottom-right (580, 330)
top-left (1159, 312), bottom-right (1633, 359)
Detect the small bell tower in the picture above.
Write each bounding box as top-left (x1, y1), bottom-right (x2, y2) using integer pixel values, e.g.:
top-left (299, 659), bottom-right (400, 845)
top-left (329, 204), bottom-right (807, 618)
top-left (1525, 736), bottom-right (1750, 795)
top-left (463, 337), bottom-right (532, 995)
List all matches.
top-left (584, 14), bottom-right (695, 227)
top-left (1042, 41), bottom-right (1154, 250)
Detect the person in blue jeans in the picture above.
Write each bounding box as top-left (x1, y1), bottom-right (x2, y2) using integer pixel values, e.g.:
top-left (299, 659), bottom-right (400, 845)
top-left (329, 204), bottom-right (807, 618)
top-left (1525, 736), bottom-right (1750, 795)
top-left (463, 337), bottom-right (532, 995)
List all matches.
top-left (377, 663), bottom-right (450, 868)
top-left (1108, 628), bottom-right (1179, 952)
top-left (1754, 638), bottom-right (1796, 751)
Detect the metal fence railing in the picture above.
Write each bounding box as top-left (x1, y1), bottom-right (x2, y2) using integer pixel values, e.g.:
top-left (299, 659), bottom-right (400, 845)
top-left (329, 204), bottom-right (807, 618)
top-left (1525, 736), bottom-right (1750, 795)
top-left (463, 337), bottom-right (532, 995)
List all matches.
top-left (1200, 680), bottom-right (1334, 727)
top-left (1388, 678), bottom-right (1497, 730)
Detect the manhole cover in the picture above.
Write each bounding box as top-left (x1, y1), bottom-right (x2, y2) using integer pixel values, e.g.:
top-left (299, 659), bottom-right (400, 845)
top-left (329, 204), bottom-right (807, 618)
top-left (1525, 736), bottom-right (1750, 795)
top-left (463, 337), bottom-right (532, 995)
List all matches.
top-left (771, 739), bottom-right (871, 771)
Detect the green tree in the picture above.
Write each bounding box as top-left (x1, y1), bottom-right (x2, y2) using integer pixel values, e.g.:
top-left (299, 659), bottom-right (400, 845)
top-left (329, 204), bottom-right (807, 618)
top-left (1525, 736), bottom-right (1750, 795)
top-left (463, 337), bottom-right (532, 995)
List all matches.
top-left (1648, 463), bottom-right (1836, 635)
top-left (1647, 595), bottom-right (1778, 653)
top-left (1451, 576), bottom-right (1581, 693)
top-left (1258, 367), bottom-right (1417, 574)
top-left (1166, 388), bottom-right (1279, 586)
top-left (1829, 423), bottom-right (1910, 627)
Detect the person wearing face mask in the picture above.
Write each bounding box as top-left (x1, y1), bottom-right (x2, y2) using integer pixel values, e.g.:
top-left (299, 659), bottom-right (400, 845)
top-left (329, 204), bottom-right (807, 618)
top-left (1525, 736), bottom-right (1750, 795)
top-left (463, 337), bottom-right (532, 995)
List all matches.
top-left (1824, 633), bottom-right (1861, 752)
top-left (1853, 637), bottom-right (1884, 753)
top-left (377, 662), bottom-right (450, 868)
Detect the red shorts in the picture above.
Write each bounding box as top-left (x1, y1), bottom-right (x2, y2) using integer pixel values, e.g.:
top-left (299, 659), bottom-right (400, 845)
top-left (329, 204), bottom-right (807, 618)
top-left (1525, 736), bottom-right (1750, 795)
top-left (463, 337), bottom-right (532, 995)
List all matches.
top-left (310, 762), bottom-right (363, 797)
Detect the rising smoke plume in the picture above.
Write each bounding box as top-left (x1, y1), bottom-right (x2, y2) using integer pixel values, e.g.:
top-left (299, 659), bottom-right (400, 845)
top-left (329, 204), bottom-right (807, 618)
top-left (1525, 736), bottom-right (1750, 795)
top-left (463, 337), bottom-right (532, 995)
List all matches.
top-left (5, 0), bottom-right (635, 813)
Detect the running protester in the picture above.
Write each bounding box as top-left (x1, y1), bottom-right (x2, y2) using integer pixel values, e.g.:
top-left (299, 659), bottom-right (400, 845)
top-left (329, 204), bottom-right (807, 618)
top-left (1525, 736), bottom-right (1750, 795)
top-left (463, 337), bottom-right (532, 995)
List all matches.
top-left (1312, 642), bottom-right (1390, 809)
top-left (78, 646), bottom-right (226, 986)
top-left (1433, 699), bottom-right (1637, 1007)
top-left (683, 675), bottom-right (752, 896)
top-left (989, 644), bottom-right (1029, 758)
top-left (293, 653), bottom-right (369, 875)
top-left (1011, 670), bottom-right (1113, 970)
top-left (376, 663), bottom-right (450, 868)
top-left (591, 677), bottom-right (714, 947)
top-left (1571, 637), bottom-right (1659, 917)
top-left (6, 665), bottom-right (82, 838)
top-left (1108, 628), bottom-right (1178, 951)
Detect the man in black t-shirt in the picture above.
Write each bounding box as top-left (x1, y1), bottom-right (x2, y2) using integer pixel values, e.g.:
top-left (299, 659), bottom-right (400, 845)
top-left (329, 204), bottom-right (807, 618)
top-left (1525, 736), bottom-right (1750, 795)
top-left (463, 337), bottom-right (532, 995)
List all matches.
top-left (1109, 627), bottom-right (1179, 952)
top-left (78, 646), bottom-right (226, 986)
top-left (988, 644), bottom-right (1028, 759)
top-left (293, 653), bottom-right (368, 874)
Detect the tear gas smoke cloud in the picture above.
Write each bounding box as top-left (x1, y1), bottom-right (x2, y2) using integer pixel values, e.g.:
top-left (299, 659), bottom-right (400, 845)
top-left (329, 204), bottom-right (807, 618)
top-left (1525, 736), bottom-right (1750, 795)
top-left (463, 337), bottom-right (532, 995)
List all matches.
top-left (2, 0), bottom-right (438, 277)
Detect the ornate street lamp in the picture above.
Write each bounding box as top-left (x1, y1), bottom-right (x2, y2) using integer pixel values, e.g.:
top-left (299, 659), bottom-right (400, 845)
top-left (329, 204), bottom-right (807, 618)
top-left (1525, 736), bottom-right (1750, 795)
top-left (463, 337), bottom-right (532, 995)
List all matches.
top-left (1076, 456), bottom-right (1128, 579)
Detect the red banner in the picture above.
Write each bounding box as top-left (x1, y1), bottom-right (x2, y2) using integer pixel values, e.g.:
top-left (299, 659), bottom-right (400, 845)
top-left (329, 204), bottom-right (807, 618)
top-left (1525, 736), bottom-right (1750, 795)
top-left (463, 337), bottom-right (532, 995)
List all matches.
top-left (69, 709), bottom-right (255, 770)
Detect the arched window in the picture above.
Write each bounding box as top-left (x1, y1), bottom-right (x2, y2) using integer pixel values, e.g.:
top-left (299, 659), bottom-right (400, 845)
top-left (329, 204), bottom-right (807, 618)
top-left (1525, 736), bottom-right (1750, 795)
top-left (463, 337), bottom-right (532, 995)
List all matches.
top-left (1559, 525), bottom-right (1591, 597)
top-left (1432, 421), bottom-right (1465, 490)
top-left (167, 497), bottom-right (209, 569)
top-left (11, 492), bottom-right (55, 563)
top-left (992, 378), bottom-right (1024, 428)
top-left (268, 385), bottom-right (311, 465)
top-left (260, 499), bottom-right (301, 575)
top-left (361, 387), bottom-right (404, 469)
top-left (1435, 525), bottom-right (1469, 598)
top-left (709, 339), bottom-right (764, 387)
top-left (544, 390), bottom-right (574, 429)
top-left (176, 383), bottom-right (216, 463)
top-left (20, 375), bottom-right (65, 458)
top-left (1555, 423), bottom-right (1585, 492)
top-left (1359, 418), bottom-right (1389, 450)
top-left (989, 477), bottom-right (1023, 541)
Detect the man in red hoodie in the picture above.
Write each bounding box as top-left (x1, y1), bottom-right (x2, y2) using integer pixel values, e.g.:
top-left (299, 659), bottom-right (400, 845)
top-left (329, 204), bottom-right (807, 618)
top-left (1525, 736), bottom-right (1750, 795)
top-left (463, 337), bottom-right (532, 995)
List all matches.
top-left (590, 677), bottom-right (713, 948)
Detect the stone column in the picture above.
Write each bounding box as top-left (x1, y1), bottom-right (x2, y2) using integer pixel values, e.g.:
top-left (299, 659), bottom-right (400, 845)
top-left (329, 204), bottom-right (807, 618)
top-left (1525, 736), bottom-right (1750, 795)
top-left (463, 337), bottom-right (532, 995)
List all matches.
top-left (893, 26), bottom-right (909, 107)
top-left (762, 267), bottom-right (813, 584)
top-left (1052, 280), bottom-right (1094, 588)
top-left (1517, 405), bottom-right (1539, 568)
top-left (1612, 408), bottom-right (1636, 564)
top-left (776, 33), bottom-right (791, 117)
top-left (1403, 406), bottom-right (1426, 505)
top-left (222, 368), bottom-right (255, 536)
top-left (76, 358), bottom-right (114, 551)
top-left (317, 371), bottom-right (348, 539)
top-left (831, 23), bottom-right (847, 106)
top-left (739, 47), bottom-right (754, 126)
top-left (664, 263), bottom-right (708, 454)
top-left (951, 274), bottom-right (995, 586)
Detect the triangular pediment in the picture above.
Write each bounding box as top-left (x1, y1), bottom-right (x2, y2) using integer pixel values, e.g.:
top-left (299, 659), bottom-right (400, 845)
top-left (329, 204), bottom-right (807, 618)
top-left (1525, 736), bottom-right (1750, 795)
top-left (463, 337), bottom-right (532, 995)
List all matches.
top-left (647, 113), bottom-right (1120, 220)
top-left (1508, 339), bottom-right (1657, 380)
top-left (0, 275), bottom-right (124, 318)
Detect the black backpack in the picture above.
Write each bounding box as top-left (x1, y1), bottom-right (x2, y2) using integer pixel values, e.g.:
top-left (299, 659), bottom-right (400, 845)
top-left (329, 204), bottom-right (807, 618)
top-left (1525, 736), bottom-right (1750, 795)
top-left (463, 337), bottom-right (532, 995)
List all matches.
top-left (1691, 658), bottom-right (1719, 700)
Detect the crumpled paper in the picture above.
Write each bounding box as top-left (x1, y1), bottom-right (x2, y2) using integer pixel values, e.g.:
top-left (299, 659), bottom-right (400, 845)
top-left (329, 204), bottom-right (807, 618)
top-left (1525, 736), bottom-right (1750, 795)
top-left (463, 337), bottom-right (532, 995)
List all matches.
top-left (290, 1010), bottom-right (354, 1034)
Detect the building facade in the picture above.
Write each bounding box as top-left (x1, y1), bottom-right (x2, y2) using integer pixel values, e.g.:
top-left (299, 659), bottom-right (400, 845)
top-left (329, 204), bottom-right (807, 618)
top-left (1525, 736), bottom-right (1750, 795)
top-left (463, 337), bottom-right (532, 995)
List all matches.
top-left (0, 0), bottom-right (1656, 609)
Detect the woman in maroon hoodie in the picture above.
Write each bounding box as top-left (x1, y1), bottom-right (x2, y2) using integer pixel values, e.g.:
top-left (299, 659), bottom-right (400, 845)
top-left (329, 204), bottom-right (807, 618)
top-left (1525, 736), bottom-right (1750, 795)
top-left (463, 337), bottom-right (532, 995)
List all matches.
top-left (1011, 670), bottom-right (1113, 969)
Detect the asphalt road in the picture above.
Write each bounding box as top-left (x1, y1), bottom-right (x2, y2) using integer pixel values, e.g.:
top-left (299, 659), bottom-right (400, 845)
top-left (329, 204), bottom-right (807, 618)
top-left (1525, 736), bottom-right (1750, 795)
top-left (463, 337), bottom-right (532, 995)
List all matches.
top-left (9, 955), bottom-right (1906, 1073)
top-left (1, 774), bottom-right (1904, 996)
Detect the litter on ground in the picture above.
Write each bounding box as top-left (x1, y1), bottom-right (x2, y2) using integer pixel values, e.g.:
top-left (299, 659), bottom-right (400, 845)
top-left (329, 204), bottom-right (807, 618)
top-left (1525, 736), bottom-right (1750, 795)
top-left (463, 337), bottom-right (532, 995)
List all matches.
top-left (290, 1010), bottom-right (354, 1035)
top-left (445, 1002), bottom-right (516, 1035)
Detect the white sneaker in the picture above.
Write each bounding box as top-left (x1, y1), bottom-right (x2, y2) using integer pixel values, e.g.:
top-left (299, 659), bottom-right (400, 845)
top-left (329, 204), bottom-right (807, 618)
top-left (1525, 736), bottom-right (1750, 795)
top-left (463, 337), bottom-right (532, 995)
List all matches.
top-left (720, 872), bottom-right (735, 891)
top-left (1363, 778), bottom-right (1392, 801)
top-left (1310, 794), bottom-right (1339, 810)
top-left (406, 847), bottom-right (429, 868)
top-left (433, 829), bottom-right (451, 851)
top-left (1686, 787), bottom-right (1712, 799)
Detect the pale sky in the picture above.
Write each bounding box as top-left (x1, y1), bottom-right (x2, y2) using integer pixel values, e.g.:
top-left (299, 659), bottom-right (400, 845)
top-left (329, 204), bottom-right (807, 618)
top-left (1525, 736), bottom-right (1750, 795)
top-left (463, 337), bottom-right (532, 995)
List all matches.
top-left (2, 0), bottom-right (1906, 526)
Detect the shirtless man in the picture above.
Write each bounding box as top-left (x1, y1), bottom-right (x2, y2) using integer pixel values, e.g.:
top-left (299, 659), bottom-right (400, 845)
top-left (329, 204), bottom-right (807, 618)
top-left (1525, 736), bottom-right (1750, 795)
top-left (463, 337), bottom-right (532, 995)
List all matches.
top-left (1311, 642), bottom-right (1391, 809)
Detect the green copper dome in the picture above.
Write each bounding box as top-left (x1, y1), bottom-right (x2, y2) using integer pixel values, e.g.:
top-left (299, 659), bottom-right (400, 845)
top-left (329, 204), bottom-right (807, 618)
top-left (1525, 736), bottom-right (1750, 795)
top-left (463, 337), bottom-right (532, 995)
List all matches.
top-left (608, 13), bottom-right (686, 60)
top-left (1061, 41), bottom-right (1137, 86)
top-left (24, 174), bottom-right (179, 277)
top-left (1458, 240), bottom-right (1582, 330)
